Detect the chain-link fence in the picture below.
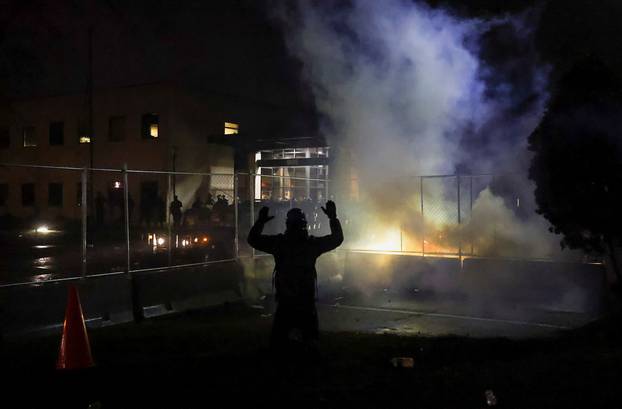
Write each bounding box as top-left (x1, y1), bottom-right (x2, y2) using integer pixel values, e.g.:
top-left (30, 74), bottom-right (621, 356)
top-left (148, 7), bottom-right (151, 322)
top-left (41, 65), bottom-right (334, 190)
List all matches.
top-left (342, 173), bottom-right (531, 259)
top-left (0, 163), bottom-right (536, 287)
top-left (0, 164), bottom-right (239, 288)
top-left (0, 164), bottom-right (86, 286)
top-left (240, 173), bottom-right (331, 259)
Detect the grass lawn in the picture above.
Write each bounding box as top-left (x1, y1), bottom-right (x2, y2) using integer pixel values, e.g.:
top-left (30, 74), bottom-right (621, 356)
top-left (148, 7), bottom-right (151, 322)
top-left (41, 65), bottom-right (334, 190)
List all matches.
top-left (2, 302), bottom-right (621, 408)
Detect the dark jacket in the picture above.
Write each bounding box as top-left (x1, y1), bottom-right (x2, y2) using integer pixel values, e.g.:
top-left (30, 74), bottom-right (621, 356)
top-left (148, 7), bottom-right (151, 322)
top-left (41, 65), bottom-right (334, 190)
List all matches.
top-left (247, 218), bottom-right (343, 304)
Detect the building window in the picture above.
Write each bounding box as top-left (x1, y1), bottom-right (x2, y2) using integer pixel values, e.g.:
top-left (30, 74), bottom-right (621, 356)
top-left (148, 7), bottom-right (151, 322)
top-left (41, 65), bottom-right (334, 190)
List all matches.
top-left (0, 127), bottom-right (9, 148)
top-left (0, 184), bottom-right (7, 206)
top-left (224, 122), bottom-right (239, 135)
top-left (78, 120), bottom-right (90, 144)
top-left (48, 183), bottom-right (63, 207)
top-left (49, 121), bottom-right (64, 146)
top-left (109, 115), bottom-right (126, 142)
top-left (23, 126), bottom-right (36, 147)
top-left (22, 183), bottom-right (35, 207)
top-left (142, 113), bottom-right (159, 139)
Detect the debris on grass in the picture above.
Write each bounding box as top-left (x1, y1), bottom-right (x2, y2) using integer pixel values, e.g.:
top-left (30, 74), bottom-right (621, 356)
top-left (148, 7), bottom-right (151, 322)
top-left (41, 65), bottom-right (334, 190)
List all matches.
top-left (485, 390), bottom-right (497, 406)
top-left (390, 357), bottom-right (414, 368)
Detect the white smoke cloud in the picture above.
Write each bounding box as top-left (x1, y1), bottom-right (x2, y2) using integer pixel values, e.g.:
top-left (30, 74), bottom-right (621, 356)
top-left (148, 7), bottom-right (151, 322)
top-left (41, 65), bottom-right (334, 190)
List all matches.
top-left (277, 0), bottom-right (573, 260)
top-left (284, 0), bottom-right (488, 175)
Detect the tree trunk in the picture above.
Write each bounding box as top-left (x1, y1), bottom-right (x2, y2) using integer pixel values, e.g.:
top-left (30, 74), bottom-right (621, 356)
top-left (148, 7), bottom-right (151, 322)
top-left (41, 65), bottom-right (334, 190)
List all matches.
top-left (605, 235), bottom-right (622, 283)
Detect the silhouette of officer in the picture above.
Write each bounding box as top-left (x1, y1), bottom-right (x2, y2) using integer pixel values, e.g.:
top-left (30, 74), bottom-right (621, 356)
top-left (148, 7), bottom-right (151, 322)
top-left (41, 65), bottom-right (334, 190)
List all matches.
top-left (247, 200), bottom-right (343, 357)
top-left (170, 195), bottom-right (183, 227)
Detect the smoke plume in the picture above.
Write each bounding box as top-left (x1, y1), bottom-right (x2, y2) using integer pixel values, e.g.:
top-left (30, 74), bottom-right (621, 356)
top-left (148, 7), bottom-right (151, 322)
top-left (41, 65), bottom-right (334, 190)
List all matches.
top-left (277, 0), bottom-right (576, 260)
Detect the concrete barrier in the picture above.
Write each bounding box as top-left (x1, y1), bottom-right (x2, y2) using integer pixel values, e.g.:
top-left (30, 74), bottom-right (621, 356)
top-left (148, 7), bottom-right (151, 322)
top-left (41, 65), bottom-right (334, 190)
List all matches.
top-left (0, 274), bottom-right (133, 334)
top-left (339, 252), bottom-right (606, 314)
top-left (342, 252), bottom-right (461, 294)
top-left (0, 253), bottom-right (607, 335)
top-left (0, 260), bottom-right (246, 335)
top-left (461, 258), bottom-right (606, 314)
top-left (136, 260), bottom-right (244, 309)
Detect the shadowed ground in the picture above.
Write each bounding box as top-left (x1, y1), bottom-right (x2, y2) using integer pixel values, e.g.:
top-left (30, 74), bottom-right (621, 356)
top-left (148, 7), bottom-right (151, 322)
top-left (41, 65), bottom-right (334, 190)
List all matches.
top-left (2, 302), bottom-right (621, 408)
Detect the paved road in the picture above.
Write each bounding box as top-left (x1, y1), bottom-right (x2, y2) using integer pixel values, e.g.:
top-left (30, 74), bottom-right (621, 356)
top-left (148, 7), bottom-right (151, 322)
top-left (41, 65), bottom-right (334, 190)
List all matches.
top-left (311, 291), bottom-right (595, 338)
top-left (318, 304), bottom-right (584, 338)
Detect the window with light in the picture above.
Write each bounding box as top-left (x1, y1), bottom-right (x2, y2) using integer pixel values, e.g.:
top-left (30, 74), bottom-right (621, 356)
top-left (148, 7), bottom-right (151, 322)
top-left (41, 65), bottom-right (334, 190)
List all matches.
top-left (224, 122), bottom-right (239, 135)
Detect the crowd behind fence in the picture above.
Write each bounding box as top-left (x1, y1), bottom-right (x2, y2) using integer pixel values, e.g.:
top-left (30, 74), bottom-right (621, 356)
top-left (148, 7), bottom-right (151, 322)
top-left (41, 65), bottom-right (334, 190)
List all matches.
top-left (0, 163), bottom-right (557, 287)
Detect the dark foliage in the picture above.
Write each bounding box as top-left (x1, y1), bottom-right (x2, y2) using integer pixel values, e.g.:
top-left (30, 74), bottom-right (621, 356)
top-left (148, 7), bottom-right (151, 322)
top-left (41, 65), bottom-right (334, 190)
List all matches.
top-left (528, 56), bottom-right (622, 255)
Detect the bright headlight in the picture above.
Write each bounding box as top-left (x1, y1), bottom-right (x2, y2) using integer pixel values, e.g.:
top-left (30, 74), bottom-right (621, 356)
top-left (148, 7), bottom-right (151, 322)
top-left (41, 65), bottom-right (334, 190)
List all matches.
top-left (35, 225), bottom-right (50, 234)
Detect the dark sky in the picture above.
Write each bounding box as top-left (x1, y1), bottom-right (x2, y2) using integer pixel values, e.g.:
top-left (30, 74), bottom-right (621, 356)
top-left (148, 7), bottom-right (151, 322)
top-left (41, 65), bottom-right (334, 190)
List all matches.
top-left (0, 0), bottom-right (308, 109)
top-left (1, 0), bottom-right (621, 109)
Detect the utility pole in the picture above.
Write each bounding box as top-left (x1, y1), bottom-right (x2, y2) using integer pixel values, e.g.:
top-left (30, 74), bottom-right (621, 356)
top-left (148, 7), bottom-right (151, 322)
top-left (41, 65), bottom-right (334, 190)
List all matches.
top-left (87, 26), bottom-right (94, 217)
top-left (172, 146), bottom-right (177, 196)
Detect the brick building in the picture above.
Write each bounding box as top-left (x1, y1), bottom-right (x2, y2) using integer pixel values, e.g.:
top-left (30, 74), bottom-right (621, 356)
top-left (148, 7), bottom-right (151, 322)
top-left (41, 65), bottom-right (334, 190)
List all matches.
top-left (0, 82), bottom-right (235, 224)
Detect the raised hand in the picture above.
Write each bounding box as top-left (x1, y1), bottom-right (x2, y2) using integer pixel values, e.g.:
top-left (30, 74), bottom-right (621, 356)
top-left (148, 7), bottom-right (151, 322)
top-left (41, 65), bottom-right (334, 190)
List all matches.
top-left (321, 200), bottom-right (337, 220)
top-left (257, 206), bottom-right (274, 223)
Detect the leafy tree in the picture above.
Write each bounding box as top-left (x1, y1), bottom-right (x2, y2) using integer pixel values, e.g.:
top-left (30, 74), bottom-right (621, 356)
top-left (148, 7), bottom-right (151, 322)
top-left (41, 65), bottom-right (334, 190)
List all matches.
top-left (529, 56), bottom-right (622, 281)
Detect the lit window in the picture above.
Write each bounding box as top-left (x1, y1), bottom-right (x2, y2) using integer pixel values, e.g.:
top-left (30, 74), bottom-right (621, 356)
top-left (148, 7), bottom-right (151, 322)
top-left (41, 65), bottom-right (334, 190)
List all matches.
top-left (78, 120), bottom-right (90, 143)
top-left (224, 122), bottom-right (239, 135)
top-left (23, 126), bottom-right (36, 147)
top-left (142, 113), bottom-right (159, 139)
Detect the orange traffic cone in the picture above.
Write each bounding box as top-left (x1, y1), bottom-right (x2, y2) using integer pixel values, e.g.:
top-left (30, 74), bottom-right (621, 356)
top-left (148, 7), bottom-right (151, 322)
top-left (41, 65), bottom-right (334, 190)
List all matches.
top-left (56, 285), bottom-right (95, 370)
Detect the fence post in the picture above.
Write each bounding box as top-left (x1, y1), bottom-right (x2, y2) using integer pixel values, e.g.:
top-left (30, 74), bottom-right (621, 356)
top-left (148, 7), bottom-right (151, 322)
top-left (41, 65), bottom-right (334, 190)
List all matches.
top-left (234, 173), bottom-right (239, 259)
top-left (123, 165), bottom-right (130, 273)
top-left (457, 175), bottom-right (462, 262)
top-left (491, 175), bottom-right (496, 249)
top-left (81, 167), bottom-right (88, 278)
top-left (250, 173), bottom-right (255, 259)
top-left (123, 164), bottom-right (143, 323)
top-left (470, 176), bottom-right (474, 255)
top-left (420, 176), bottom-right (425, 256)
top-left (400, 225), bottom-right (403, 252)
top-left (325, 177), bottom-right (329, 201)
top-left (167, 172), bottom-right (173, 267)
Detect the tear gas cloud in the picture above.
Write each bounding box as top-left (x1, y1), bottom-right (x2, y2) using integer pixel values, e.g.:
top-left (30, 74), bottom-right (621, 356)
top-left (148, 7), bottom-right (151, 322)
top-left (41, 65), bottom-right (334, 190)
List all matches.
top-left (279, 0), bottom-right (579, 261)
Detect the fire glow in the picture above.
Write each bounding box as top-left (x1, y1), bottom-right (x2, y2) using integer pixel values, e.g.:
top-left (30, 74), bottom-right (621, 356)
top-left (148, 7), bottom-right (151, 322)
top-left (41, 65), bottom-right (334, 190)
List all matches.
top-left (283, 1), bottom-right (562, 260)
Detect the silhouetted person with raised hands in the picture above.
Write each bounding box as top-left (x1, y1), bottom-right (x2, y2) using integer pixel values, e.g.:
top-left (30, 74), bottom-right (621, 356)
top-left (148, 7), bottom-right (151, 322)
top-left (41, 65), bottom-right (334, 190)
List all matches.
top-left (248, 200), bottom-right (343, 361)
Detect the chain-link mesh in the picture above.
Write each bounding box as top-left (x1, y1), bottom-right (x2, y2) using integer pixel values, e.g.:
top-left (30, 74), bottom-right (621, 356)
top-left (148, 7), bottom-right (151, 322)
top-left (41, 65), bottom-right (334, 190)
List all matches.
top-left (337, 174), bottom-right (526, 257)
top-left (467, 175), bottom-right (496, 256)
top-left (458, 175), bottom-right (472, 255)
top-left (248, 173), bottom-right (331, 256)
top-left (125, 170), bottom-right (236, 271)
top-left (87, 168), bottom-right (128, 275)
top-left (0, 164), bottom-right (84, 285)
top-left (421, 176), bottom-right (459, 255)
top-left (0, 163), bottom-right (535, 287)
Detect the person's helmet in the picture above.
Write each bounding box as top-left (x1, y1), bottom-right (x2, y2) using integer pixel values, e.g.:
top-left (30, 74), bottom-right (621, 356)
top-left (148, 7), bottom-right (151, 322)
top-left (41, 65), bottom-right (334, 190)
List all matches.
top-left (286, 208), bottom-right (307, 231)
